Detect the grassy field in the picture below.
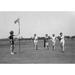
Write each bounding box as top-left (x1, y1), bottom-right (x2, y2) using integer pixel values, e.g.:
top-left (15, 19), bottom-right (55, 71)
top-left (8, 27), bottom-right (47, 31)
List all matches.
top-left (0, 38), bottom-right (75, 63)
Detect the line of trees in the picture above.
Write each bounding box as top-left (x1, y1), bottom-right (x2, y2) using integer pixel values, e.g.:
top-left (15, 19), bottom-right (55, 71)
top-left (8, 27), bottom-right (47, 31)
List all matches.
top-left (0, 35), bottom-right (75, 41)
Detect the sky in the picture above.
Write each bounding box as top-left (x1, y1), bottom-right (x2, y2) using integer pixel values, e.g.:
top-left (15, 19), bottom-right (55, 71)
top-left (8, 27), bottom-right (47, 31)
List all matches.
top-left (0, 12), bottom-right (75, 38)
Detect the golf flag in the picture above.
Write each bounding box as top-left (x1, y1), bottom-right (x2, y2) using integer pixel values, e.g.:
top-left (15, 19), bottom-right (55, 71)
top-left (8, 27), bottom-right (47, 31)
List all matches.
top-left (14, 18), bottom-right (20, 24)
top-left (14, 18), bottom-right (20, 35)
top-left (14, 18), bottom-right (21, 53)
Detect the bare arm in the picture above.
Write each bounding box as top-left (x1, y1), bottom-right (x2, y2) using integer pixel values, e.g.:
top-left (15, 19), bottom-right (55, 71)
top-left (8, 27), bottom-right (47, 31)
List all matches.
top-left (14, 32), bottom-right (19, 36)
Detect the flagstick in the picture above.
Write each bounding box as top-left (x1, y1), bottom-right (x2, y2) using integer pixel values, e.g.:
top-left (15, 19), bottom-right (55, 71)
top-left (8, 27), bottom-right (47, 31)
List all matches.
top-left (18, 21), bottom-right (20, 54)
top-left (14, 18), bottom-right (21, 54)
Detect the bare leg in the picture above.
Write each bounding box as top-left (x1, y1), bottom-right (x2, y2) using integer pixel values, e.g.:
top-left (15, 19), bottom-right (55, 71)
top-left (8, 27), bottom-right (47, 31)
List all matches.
top-left (52, 45), bottom-right (55, 50)
top-left (10, 45), bottom-right (14, 55)
top-left (35, 45), bottom-right (38, 50)
top-left (60, 43), bottom-right (64, 53)
top-left (52, 42), bottom-right (55, 50)
top-left (46, 42), bottom-right (49, 50)
top-left (34, 42), bottom-right (38, 50)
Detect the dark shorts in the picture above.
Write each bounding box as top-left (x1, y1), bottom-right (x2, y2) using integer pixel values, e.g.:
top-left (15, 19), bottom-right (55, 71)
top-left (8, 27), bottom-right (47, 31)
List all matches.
top-left (10, 41), bottom-right (14, 45)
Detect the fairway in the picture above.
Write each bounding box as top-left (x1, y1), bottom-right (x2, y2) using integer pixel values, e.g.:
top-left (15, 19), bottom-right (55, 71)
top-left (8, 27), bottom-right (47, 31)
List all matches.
top-left (0, 38), bottom-right (75, 63)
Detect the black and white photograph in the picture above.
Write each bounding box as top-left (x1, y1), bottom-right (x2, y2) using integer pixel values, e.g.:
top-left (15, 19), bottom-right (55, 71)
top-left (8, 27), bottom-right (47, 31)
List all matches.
top-left (0, 12), bottom-right (75, 63)
top-left (0, 0), bottom-right (75, 75)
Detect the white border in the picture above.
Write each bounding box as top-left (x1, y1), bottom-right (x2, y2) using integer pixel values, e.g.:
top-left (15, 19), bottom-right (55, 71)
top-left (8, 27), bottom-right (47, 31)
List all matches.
top-left (0, 0), bottom-right (75, 75)
top-left (0, 0), bottom-right (74, 11)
